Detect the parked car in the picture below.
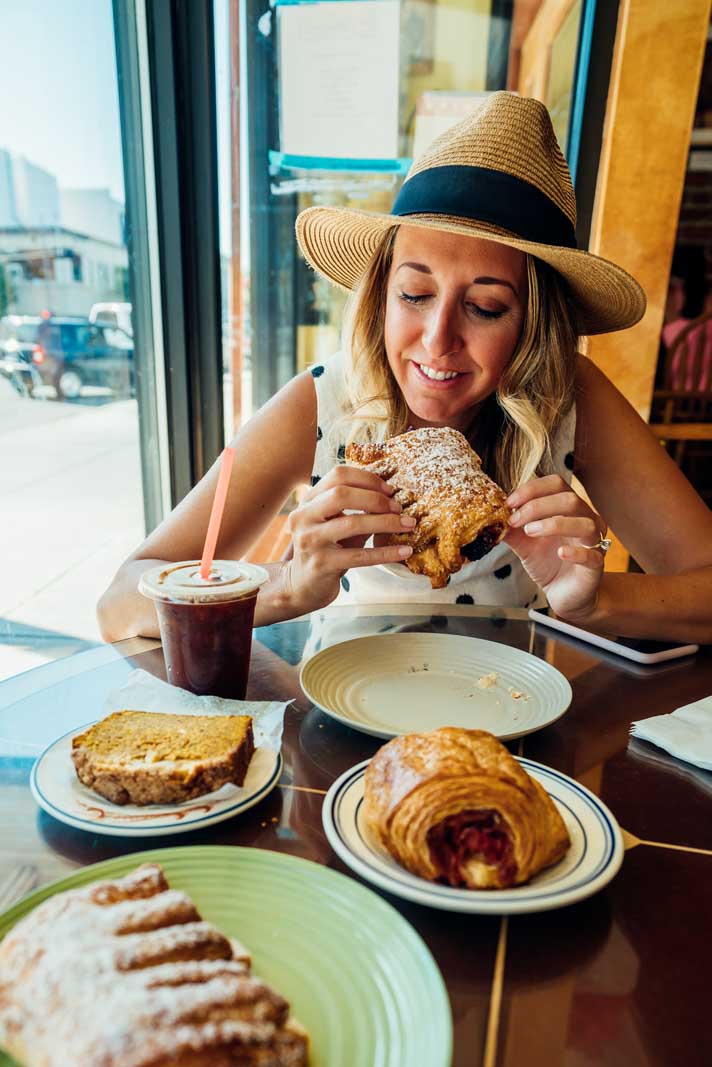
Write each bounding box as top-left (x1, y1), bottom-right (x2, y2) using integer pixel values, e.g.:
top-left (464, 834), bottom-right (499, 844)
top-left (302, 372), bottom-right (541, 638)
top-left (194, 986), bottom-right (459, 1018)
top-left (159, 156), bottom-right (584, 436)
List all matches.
top-left (30, 317), bottom-right (134, 400)
top-left (88, 301), bottom-right (133, 336)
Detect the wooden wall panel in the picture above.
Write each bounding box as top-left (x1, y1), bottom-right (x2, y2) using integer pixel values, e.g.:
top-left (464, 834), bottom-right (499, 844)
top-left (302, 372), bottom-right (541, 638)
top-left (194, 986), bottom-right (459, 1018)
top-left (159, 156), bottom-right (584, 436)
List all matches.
top-left (586, 1), bottom-right (710, 423)
top-left (586, 1), bottom-right (709, 570)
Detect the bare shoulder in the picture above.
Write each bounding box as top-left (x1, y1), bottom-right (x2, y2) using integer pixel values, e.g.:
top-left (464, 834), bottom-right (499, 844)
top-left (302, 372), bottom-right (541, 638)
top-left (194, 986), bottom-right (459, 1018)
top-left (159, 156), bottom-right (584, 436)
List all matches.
top-left (236, 367), bottom-right (317, 437)
top-left (228, 369), bottom-right (318, 484)
top-left (574, 353), bottom-right (627, 418)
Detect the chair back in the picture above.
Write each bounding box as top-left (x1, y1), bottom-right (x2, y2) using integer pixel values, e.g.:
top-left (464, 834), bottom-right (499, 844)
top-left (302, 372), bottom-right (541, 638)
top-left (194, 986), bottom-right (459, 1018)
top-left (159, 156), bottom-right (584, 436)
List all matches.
top-left (665, 311), bottom-right (712, 386)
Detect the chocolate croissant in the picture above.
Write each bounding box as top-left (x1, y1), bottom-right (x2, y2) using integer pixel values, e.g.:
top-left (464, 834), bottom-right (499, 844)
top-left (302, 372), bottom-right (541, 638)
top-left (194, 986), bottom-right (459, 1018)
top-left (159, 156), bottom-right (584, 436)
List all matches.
top-left (345, 426), bottom-right (510, 588)
top-left (363, 728), bottom-right (570, 889)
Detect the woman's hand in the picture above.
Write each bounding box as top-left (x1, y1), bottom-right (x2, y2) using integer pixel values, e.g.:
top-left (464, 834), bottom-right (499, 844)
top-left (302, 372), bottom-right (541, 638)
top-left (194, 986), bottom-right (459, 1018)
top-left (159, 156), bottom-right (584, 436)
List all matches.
top-left (283, 466), bottom-right (415, 613)
top-left (504, 475), bottom-right (607, 621)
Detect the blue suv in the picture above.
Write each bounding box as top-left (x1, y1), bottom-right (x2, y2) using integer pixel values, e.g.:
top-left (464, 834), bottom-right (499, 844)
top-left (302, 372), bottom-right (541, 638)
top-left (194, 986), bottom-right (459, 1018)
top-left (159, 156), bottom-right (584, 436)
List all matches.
top-left (31, 317), bottom-right (134, 400)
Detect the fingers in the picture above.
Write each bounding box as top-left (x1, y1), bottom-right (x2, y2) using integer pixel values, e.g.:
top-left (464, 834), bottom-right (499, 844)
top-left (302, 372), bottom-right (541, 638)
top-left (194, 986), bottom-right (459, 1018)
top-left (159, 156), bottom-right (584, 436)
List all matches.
top-left (507, 475), bottom-right (570, 508)
top-left (556, 543), bottom-right (606, 569)
top-left (508, 488), bottom-right (606, 537)
top-left (331, 543), bottom-right (414, 569)
top-left (520, 515), bottom-right (600, 542)
top-left (303, 464), bottom-right (395, 504)
top-left (293, 512), bottom-right (414, 554)
top-left (295, 487), bottom-right (402, 530)
top-left (329, 511), bottom-right (417, 544)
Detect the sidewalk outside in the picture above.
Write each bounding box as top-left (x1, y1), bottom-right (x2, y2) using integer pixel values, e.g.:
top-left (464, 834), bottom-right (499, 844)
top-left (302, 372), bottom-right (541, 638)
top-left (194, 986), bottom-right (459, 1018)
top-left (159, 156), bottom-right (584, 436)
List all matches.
top-left (0, 379), bottom-right (144, 681)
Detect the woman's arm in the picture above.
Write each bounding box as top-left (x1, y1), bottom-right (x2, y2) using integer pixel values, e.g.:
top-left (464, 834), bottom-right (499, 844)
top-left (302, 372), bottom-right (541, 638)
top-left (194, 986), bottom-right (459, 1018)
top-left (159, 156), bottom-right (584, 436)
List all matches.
top-left (573, 356), bottom-right (712, 642)
top-left (97, 371), bottom-right (319, 642)
top-left (97, 369), bottom-right (413, 642)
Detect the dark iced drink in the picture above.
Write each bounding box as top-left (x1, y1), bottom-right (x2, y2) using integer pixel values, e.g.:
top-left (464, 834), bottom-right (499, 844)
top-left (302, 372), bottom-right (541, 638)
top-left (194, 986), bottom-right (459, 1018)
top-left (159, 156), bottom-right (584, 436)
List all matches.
top-left (139, 561), bottom-right (268, 698)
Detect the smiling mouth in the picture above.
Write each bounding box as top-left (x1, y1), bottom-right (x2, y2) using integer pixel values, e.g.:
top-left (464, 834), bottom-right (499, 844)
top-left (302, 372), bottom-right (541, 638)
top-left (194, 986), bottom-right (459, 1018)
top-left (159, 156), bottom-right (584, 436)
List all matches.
top-left (413, 362), bottom-right (465, 382)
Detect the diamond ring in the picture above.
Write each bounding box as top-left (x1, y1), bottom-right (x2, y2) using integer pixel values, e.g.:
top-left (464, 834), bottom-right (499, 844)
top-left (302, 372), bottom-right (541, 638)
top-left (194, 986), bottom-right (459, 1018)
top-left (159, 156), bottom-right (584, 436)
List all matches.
top-left (583, 536), bottom-right (612, 553)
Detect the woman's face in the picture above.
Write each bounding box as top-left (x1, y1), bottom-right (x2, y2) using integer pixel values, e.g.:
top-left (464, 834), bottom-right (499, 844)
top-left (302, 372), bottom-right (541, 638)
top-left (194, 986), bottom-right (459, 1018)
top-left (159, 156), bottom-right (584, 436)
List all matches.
top-left (384, 227), bottom-right (527, 430)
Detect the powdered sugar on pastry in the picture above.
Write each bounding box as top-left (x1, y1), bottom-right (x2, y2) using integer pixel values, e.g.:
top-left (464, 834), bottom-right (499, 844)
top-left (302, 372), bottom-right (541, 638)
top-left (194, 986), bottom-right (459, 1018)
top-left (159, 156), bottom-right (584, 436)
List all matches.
top-left (346, 426), bottom-right (511, 588)
top-left (0, 863), bottom-right (308, 1067)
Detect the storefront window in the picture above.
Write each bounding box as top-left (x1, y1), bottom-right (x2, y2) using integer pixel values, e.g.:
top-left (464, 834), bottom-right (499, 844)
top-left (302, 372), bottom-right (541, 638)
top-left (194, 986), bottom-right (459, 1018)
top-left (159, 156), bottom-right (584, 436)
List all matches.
top-left (0, 0), bottom-right (162, 678)
top-left (215, 0), bottom-right (587, 433)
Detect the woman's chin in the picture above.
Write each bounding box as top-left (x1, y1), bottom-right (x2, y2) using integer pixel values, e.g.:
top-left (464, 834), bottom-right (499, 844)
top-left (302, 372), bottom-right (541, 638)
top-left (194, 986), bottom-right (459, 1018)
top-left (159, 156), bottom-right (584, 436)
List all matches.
top-left (405, 395), bottom-right (478, 430)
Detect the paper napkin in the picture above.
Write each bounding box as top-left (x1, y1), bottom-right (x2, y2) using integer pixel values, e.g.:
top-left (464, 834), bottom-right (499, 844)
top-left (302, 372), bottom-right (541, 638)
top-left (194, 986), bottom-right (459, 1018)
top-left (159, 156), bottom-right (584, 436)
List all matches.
top-left (630, 695), bottom-right (712, 772)
top-left (104, 668), bottom-right (288, 754)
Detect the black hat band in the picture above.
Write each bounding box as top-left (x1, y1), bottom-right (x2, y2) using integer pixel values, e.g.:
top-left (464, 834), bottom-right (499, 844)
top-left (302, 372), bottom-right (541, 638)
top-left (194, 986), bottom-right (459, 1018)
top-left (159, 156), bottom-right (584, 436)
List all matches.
top-left (392, 165), bottom-right (577, 250)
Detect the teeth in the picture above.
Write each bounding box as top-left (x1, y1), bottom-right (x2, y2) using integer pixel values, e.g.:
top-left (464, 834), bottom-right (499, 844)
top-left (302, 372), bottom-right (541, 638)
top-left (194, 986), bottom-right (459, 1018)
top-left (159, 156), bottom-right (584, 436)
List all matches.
top-left (417, 364), bottom-right (460, 381)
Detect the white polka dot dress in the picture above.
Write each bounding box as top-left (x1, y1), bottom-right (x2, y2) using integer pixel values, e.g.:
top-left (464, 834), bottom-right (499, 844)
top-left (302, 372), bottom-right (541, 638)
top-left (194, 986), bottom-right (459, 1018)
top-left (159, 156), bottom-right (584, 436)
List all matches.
top-left (309, 351), bottom-right (576, 611)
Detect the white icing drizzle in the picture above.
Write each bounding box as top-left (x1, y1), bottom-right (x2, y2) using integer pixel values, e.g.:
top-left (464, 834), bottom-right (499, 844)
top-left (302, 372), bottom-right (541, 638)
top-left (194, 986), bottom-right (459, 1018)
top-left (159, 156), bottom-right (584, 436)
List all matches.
top-left (0, 864), bottom-right (305, 1066)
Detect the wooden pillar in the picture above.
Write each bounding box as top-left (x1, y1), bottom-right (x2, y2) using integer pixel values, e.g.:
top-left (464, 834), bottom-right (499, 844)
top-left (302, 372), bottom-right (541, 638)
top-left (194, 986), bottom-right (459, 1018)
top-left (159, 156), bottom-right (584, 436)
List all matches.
top-left (586, 1), bottom-right (709, 421)
top-left (586, 0), bottom-right (709, 570)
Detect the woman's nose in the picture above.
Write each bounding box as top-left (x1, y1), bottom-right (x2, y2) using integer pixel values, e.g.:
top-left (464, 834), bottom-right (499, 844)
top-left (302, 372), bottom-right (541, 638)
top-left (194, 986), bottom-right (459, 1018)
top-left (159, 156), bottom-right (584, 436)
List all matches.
top-left (422, 301), bottom-right (462, 359)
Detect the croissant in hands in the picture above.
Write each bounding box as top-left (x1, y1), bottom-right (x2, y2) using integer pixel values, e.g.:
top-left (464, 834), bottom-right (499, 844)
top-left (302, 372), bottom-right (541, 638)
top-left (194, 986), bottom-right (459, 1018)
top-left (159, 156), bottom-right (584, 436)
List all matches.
top-left (345, 426), bottom-right (510, 589)
top-left (363, 727), bottom-right (570, 889)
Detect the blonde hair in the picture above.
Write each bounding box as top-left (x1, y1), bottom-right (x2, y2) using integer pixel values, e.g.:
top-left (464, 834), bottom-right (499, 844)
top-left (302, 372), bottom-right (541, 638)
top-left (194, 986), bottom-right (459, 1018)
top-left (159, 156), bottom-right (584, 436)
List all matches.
top-left (337, 226), bottom-right (578, 494)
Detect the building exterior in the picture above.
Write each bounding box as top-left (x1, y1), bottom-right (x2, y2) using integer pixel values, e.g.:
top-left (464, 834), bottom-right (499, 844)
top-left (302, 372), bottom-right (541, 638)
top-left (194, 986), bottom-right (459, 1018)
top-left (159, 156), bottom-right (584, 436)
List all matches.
top-left (0, 150), bottom-right (127, 317)
top-left (0, 226), bottom-right (128, 317)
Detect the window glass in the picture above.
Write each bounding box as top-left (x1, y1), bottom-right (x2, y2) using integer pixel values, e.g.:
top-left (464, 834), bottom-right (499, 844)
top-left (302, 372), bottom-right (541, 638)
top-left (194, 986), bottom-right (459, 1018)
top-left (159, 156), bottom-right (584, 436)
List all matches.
top-left (215, 0), bottom-right (585, 424)
top-left (0, 0), bottom-right (147, 679)
top-left (214, 0), bottom-right (587, 559)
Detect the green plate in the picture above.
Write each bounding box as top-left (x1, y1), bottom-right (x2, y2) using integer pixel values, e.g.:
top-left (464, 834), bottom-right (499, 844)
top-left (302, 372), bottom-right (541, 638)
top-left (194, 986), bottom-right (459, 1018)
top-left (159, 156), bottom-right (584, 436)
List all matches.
top-left (0, 846), bottom-right (452, 1067)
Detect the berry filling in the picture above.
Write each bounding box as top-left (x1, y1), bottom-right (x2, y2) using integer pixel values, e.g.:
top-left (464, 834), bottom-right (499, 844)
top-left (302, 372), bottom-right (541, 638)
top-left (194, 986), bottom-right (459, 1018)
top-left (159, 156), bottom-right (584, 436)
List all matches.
top-left (427, 808), bottom-right (516, 886)
top-left (461, 523), bottom-right (505, 561)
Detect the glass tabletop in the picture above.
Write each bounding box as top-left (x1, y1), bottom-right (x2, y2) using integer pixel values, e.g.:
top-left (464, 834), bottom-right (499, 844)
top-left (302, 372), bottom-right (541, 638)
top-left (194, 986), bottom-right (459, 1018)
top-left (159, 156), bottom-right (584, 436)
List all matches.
top-left (1, 604), bottom-right (711, 1067)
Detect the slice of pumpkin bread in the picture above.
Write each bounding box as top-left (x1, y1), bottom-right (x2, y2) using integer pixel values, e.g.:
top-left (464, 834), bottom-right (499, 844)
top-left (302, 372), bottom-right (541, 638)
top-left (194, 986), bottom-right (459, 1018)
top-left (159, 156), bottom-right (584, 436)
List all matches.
top-left (71, 710), bottom-right (254, 805)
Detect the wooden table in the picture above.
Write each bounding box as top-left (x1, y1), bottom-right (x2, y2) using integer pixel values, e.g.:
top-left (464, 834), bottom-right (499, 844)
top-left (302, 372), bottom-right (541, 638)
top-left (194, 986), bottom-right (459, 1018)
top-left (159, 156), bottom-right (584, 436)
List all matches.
top-left (1, 605), bottom-right (711, 1067)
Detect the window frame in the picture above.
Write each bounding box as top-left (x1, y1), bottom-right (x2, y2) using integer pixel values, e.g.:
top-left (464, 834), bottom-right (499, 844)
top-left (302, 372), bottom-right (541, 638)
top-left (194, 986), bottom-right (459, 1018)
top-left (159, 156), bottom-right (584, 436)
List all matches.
top-left (114, 0), bottom-right (224, 526)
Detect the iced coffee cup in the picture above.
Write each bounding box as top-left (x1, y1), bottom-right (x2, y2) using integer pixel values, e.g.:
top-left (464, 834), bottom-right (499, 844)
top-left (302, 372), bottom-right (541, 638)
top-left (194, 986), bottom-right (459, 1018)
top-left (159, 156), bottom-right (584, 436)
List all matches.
top-left (138, 560), bottom-right (269, 699)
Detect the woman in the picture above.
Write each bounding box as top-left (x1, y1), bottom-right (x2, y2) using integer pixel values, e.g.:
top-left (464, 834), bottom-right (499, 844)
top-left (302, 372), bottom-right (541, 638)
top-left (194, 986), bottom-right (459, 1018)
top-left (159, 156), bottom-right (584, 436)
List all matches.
top-left (98, 93), bottom-right (712, 644)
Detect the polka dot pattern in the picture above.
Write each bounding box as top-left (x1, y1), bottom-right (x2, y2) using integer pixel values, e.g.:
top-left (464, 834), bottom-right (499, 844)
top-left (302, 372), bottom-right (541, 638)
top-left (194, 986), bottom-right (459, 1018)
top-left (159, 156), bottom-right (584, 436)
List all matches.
top-left (307, 352), bottom-right (576, 613)
top-left (564, 451), bottom-right (574, 471)
top-left (310, 365), bottom-right (325, 378)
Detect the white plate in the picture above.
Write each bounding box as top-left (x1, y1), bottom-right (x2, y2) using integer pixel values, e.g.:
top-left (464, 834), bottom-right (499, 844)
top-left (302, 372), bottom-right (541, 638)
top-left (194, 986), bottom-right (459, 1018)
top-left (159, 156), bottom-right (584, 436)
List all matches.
top-left (30, 722), bottom-right (282, 837)
top-left (300, 632), bottom-right (572, 740)
top-left (322, 758), bottom-right (624, 914)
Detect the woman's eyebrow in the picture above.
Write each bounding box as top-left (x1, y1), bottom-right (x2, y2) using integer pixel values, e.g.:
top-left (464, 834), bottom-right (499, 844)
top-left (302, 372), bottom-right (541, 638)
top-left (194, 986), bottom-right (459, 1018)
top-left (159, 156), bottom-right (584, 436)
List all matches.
top-left (395, 263), bottom-right (517, 295)
top-left (395, 261), bottom-right (432, 274)
top-left (472, 275), bottom-right (517, 294)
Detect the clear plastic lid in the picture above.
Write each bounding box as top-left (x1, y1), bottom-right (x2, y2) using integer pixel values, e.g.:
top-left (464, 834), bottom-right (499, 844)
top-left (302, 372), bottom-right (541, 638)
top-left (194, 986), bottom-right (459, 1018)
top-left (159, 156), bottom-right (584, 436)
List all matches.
top-left (138, 560), bottom-right (269, 604)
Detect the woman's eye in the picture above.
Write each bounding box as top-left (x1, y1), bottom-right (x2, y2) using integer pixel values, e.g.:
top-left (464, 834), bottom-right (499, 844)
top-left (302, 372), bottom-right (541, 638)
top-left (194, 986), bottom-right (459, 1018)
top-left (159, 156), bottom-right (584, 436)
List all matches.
top-left (399, 291), bottom-right (506, 319)
top-left (467, 304), bottom-right (505, 320)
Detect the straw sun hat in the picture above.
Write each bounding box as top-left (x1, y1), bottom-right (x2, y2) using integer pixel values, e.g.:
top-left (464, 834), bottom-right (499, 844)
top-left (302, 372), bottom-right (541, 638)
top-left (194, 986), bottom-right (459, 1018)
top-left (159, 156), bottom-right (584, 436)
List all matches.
top-left (295, 92), bottom-right (645, 335)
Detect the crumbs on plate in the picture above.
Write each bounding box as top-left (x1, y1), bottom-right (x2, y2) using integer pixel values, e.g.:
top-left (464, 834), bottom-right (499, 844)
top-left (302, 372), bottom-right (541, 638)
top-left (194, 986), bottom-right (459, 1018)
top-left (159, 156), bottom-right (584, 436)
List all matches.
top-left (508, 687), bottom-right (530, 701)
top-left (477, 672), bottom-right (499, 689)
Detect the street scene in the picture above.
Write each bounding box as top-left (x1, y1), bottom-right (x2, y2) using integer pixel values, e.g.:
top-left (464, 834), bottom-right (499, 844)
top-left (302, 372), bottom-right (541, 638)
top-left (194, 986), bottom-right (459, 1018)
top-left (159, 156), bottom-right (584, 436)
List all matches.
top-left (0, 378), bottom-right (144, 680)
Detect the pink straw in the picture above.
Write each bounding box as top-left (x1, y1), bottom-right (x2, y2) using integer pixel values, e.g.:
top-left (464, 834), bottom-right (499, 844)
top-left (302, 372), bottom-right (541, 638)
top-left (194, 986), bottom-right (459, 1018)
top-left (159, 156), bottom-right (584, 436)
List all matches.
top-left (200, 446), bottom-right (235, 579)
